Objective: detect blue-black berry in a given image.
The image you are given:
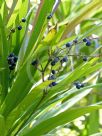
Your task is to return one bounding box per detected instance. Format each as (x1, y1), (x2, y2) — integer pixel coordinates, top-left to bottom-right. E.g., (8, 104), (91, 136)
(73, 39), (78, 43)
(62, 56), (68, 62)
(52, 82), (57, 86)
(47, 14), (52, 19)
(83, 38), (87, 42)
(66, 42), (71, 47)
(49, 82), (57, 87)
(54, 57), (59, 63)
(51, 61), (55, 66)
(86, 40), (91, 46)
(7, 53), (18, 70)
(7, 58), (15, 65)
(83, 56), (87, 61)
(22, 18), (26, 22)
(48, 75), (55, 80)
(52, 70), (56, 74)
(17, 25), (22, 30)
(9, 53), (14, 57)
(9, 65), (15, 70)
(14, 56), (18, 62)
(75, 83), (81, 89)
(75, 82), (85, 89)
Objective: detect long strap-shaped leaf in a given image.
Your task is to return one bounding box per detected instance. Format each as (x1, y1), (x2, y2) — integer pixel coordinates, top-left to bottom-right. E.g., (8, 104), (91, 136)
(0, 14), (9, 103)
(6, 0), (18, 22)
(24, 0), (55, 59)
(60, 0), (102, 39)
(19, 104), (102, 136)
(41, 61), (102, 104)
(0, 114), (5, 136)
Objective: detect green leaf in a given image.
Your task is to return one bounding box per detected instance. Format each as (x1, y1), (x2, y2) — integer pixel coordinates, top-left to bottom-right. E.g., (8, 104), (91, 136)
(90, 132), (102, 136)
(17, 83), (102, 136)
(6, 0), (18, 22)
(60, 0), (102, 39)
(0, 14), (9, 103)
(88, 92), (99, 135)
(41, 59), (101, 102)
(0, 62), (35, 117)
(18, 104), (102, 136)
(24, 0), (55, 60)
(0, 114), (5, 136)
(0, 1), (8, 23)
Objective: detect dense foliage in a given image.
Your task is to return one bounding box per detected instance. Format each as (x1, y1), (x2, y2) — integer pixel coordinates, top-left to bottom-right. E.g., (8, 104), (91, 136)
(0, 0), (102, 135)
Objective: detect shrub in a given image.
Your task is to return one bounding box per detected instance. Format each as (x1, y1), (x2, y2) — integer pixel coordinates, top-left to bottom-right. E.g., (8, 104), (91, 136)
(0, 0), (102, 136)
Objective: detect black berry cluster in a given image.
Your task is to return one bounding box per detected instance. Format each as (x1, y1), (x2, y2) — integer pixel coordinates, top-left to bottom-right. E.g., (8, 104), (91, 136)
(31, 36), (99, 90)
(51, 57), (59, 66)
(48, 70), (57, 87)
(60, 56), (68, 63)
(83, 38), (91, 46)
(7, 53), (18, 70)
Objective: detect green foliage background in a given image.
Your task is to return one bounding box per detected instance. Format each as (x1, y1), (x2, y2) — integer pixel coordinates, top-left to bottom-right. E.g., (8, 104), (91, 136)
(0, 0), (102, 135)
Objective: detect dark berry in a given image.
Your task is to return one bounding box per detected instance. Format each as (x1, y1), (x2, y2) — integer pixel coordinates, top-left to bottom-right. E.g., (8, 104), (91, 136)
(22, 18), (26, 22)
(54, 57), (59, 63)
(83, 56), (87, 61)
(66, 42), (71, 47)
(74, 81), (84, 89)
(17, 25), (22, 30)
(9, 65), (15, 70)
(47, 14), (52, 19)
(9, 53), (15, 57)
(31, 60), (38, 66)
(12, 63), (16, 67)
(10, 28), (15, 33)
(86, 40), (91, 46)
(62, 56), (68, 62)
(83, 38), (87, 42)
(51, 75), (55, 80)
(75, 83), (81, 89)
(51, 61), (55, 66)
(52, 82), (57, 86)
(7, 57), (11, 62)
(14, 56), (18, 62)
(7, 58), (15, 65)
(51, 70), (56, 74)
(73, 39), (78, 43)
(48, 75), (55, 80)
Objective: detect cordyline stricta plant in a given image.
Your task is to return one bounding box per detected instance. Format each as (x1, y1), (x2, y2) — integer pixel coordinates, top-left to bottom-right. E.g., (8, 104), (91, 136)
(0, 0), (102, 136)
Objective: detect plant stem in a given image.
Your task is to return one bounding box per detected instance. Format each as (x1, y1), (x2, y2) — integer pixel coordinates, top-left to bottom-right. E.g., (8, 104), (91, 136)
(42, 71), (45, 82)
